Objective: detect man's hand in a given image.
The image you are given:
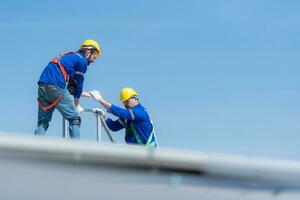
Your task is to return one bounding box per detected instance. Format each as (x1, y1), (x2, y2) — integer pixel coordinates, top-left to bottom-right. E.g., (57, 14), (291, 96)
(89, 90), (112, 111)
(93, 108), (107, 120)
(81, 91), (92, 97)
(93, 108), (105, 116)
(89, 90), (103, 101)
(76, 105), (84, 113)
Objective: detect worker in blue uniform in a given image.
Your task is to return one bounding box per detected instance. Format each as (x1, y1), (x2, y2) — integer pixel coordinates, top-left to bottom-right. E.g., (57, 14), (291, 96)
(89, 88), (158, 147)
(35, 39), (102, 138)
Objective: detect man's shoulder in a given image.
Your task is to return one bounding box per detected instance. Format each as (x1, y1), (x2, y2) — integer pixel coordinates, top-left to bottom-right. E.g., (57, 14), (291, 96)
(63, 52), (87, 65)
(133, 103), (146, 110)
(133, 104), (149, 116)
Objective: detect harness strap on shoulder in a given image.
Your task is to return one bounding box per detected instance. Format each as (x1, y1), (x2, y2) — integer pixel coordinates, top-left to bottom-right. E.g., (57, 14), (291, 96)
(50, 52), (74, 83)
(38, 52), (74, 112)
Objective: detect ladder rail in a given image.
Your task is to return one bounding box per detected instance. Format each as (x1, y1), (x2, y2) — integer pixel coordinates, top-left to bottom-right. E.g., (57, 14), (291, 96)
(62, 108), (115, 143)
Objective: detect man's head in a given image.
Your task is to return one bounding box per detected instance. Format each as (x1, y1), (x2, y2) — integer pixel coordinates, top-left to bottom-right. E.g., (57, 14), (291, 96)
(120, 87), (139, 109)
(79, 39), (102, 64)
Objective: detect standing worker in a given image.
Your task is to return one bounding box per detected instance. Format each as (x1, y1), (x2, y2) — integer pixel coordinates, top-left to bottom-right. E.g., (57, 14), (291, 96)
(89, 88), (158, 147)
(35, 39), (102, 138)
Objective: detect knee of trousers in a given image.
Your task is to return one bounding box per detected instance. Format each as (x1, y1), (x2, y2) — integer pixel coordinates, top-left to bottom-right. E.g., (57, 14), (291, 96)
(37, 121), (49, 131)
(69, 116), (81, 126)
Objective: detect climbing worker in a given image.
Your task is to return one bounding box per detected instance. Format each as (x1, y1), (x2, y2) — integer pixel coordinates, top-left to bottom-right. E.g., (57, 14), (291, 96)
(35, 39), (102, 138)
(89, 88), (158, 147)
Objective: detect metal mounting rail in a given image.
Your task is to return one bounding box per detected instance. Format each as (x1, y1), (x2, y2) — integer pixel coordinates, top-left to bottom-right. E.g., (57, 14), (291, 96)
(62, 108), (115, 143)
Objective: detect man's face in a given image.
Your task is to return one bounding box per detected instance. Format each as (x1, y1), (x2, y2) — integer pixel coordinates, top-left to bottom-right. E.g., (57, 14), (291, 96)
(85, 49), (99, 64)
(123, 97), (137, 109)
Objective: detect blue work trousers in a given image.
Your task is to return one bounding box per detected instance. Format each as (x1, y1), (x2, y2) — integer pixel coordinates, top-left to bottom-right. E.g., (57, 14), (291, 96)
(34, 84), (80, 138)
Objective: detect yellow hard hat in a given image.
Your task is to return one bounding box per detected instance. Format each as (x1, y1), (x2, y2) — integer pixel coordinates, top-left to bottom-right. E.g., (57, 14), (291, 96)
(120, 87), (139, 102)
(80, 39), (102, 57)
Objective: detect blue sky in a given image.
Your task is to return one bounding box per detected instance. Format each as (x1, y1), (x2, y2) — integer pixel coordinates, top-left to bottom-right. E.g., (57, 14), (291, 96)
(0, 0), (299, 160)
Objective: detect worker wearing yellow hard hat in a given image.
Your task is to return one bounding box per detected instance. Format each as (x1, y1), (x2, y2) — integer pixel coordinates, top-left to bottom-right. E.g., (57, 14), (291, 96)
(35, 39), (102, 138)
(89, 88), (158, 147)
(119, 87), (139, 102)
(80, 39), (102, 57)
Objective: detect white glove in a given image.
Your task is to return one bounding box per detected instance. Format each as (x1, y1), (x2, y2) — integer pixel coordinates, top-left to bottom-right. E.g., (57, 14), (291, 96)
(76, 105), (84, 113)
(81, 91), (91, 98)
(93, 108), (107, 120)
(93, 108), (105, 116)
(89, 90), (103, 101)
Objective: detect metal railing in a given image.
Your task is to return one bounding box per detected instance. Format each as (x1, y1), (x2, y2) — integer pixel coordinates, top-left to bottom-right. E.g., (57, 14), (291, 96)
(62, 108), (115, 143)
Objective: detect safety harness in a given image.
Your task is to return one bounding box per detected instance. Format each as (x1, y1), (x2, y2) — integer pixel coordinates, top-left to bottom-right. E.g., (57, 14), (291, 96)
(37, 52), (74, 111)
(125, 121), (157, 147)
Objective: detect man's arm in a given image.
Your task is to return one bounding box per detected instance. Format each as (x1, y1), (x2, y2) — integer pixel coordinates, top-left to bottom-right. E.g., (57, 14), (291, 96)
(74, 98), (80, 107)
(89, 91), (112, 110)
(89, 90), (143, 120)
(73, 55), (88, 99)
(81, 91), (91, 97)
(97, 98), (112, 110)
(74, 98), (84, 113)
(106, 118), (125, 132)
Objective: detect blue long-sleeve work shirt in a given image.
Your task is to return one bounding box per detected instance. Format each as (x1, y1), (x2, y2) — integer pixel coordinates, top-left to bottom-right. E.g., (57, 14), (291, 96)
(38, 52), (88, 98)
(106, 103), (157, 145)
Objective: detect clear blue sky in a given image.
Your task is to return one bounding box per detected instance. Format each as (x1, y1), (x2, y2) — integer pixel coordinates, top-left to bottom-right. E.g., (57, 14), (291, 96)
(0, 0), (299, 160)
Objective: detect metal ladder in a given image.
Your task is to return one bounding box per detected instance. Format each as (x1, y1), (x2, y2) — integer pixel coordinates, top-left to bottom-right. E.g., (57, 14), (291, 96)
(62, 108), (115, 143)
